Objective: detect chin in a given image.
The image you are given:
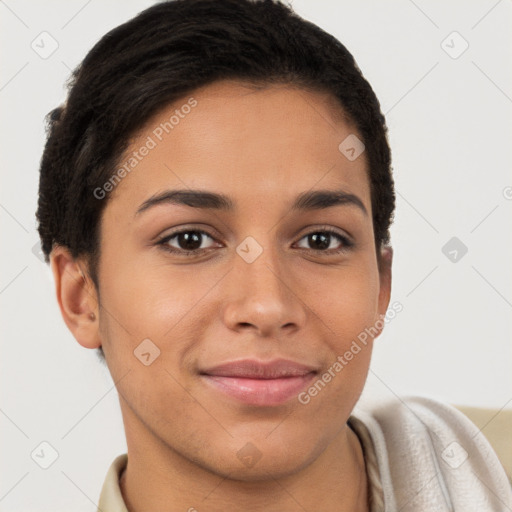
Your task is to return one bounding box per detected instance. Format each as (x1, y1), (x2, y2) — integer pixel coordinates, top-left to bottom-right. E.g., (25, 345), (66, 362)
(193, 433), (322, 482)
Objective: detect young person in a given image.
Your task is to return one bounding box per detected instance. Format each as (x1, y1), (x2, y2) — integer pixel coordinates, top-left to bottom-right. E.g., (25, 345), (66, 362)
(36, 0), (512, 510)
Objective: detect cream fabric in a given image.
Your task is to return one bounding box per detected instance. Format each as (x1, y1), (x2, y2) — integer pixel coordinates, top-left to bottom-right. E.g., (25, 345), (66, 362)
(453, 404), (512, 484)
(350, 395), (512, 511)
(98, 454), (128, 512)
(97, 396), (512, 511)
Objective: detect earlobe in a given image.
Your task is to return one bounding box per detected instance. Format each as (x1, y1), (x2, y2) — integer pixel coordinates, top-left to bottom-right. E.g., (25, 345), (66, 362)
(50, 246), (102, 349)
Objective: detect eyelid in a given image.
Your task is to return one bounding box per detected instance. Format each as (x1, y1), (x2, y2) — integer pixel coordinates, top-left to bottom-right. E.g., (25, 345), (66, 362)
(157, 227), (220, 251)
(158, 224), (352, 243)
(295, 224), (353, 242)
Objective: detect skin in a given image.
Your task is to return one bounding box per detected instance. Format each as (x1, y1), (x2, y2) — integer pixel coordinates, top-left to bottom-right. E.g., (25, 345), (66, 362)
(51, 80), (392, 511)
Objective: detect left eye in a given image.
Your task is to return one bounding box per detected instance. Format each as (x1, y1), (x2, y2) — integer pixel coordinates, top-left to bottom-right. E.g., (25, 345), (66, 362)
(295, 230), (350, 252)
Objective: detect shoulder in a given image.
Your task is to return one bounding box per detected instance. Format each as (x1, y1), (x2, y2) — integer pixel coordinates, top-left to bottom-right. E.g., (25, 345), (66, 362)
(349, 395), (512, 512)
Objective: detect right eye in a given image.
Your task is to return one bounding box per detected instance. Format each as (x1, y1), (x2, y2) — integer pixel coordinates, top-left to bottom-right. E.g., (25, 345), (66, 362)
(157, 229), (222, 256)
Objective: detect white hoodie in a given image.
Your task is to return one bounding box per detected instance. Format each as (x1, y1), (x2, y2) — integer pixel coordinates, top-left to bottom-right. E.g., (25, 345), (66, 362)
(348, 395), (512, 511)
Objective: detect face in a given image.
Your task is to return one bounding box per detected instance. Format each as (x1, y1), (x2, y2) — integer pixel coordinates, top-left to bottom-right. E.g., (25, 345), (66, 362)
(55, 80), (392, 480)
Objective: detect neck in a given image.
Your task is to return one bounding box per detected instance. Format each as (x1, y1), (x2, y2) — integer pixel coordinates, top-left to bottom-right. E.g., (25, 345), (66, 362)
(118, 403), (369, 512)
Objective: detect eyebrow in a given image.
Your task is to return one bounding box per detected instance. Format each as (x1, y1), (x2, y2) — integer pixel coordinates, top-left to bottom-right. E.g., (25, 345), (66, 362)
(135, 188), (368, 217)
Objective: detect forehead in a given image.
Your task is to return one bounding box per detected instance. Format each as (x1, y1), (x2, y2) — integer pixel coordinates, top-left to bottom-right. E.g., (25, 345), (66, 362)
(107, 80), (370, 215)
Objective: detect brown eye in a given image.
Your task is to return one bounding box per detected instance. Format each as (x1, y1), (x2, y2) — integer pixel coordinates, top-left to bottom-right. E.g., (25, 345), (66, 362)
(296, 229), (353, 254)
(158, 230), (219, 255)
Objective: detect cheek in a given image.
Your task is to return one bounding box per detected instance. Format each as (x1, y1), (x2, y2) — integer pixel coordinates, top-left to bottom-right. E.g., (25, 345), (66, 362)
(310, 264), (380, 350)
(298, 271), (378, 417)
(100, 256), (199, 335)
(97, 254), (222, 379)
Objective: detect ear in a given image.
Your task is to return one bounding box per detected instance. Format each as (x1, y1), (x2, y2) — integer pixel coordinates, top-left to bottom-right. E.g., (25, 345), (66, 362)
(50, 245), (102, 349)
(374, 245), (393, 337)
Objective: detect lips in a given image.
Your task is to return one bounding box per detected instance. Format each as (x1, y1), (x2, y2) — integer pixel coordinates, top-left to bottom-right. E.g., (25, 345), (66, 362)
(200, 359), (318, 406)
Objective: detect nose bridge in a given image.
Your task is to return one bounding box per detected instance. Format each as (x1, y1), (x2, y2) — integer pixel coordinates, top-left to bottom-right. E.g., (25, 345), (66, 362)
(222, 232), (305, 336)
(238, 236), (285, 298)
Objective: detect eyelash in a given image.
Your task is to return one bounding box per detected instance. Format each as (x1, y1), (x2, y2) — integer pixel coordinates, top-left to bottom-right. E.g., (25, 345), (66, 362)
(156, 227), (354, 257)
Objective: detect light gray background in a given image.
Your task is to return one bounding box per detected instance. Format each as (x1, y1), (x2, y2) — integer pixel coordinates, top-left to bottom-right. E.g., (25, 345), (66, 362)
(1, 0), (511, 510)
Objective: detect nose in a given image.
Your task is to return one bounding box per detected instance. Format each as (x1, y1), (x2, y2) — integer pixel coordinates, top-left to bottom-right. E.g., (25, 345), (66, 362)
(221, 239), (307, 338)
